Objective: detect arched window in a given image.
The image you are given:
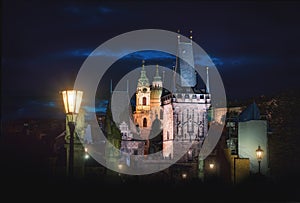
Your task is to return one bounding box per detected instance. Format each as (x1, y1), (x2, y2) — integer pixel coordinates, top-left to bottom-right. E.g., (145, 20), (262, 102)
(143, 97), (147, 105)
(143, 118), (147, 127)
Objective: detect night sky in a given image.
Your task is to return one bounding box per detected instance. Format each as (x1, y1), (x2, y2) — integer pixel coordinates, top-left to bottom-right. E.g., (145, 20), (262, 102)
(2, 0), (300, 120)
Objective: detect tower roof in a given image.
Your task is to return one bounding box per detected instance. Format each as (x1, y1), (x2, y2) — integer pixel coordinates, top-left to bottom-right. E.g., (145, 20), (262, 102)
(137, 60), (150, 87)
(174, 33), (196, 89)
(239, 102), (261, 122)
(153, 64), (162, 82)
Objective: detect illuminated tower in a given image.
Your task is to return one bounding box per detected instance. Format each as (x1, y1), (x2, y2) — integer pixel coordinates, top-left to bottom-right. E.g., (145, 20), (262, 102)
(134, 61), (151, 141)
(162, 30), (211, 161)
(150, 65), (163, 121)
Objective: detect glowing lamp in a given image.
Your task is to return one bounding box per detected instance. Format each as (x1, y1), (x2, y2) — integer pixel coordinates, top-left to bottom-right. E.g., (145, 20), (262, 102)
(256, 145), (264, 174)
(61, 89), (83, 177)
(256, 145), (264, 161)
(62, 90), (83, 115)
(118, 164), (123, 170)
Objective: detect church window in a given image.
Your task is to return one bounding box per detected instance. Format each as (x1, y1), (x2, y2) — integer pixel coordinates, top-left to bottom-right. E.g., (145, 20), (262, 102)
(143, 97), (147, 105)
(143, 118), (147, 127)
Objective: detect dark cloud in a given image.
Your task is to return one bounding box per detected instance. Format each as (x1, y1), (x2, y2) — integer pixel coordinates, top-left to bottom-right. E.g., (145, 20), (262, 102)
(2, 0), (300, 120)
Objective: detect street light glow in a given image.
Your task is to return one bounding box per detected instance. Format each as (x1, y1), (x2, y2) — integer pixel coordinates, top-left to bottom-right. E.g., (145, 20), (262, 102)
(256, 145), (264, 161)
(61, 89), (83, 177)
(118, 164), (123, 170)
(62, 90), (83, 114)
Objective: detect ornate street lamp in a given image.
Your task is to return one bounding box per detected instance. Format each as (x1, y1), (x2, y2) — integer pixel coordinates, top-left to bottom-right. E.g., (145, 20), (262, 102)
(256, 145), (264, 174)
(62, 90), (83, 177)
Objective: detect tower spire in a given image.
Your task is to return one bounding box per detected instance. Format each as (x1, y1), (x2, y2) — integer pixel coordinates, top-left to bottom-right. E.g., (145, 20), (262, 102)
(110, 79), (113, 94)
(138, 60), (149, 87)
(189, 30), (193, 43)
(155, 64), (159, 77)
(177, 29), (180, 43)
(142, 60), (145, 71)
(206, 66), (210, 94)
(153, 64), (162, 88)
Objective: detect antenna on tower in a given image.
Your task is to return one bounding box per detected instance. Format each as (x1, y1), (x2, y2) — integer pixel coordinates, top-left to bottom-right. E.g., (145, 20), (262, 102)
(110, 79), (113, 94)
(189, 30), (193, 42)
(206, 67), (210, 94)
(126, 79), (129, 93)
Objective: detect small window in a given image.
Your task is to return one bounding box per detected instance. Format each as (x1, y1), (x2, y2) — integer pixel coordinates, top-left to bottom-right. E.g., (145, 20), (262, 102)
(143, 118), (147, 127)
(143, 97), (147, 105)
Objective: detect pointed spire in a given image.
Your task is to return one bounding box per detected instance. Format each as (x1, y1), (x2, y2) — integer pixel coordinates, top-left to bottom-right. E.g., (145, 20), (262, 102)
(153, 64), (162, 87)
(155, 64), (159, 77)
(142, 60), (145, 71)
(189, 30), (193, 42)
(206, 67), (210, 93)
(110, 79), (113, 94)
(126, 79), (129, 93)
(138, 60), (149, 87)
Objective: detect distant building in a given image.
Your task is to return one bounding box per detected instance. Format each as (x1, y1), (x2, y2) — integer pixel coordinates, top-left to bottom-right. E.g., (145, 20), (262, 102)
(238, 102), (270, 175)
(113, 32), (212, 179)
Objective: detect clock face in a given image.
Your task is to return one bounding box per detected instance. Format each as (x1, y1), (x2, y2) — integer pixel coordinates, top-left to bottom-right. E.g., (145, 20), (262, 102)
(143, 88), (147, 92)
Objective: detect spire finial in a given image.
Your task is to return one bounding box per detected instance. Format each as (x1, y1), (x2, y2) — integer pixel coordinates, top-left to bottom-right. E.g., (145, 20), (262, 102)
(190, 30), (193, 41)
(206, 66), (210, 94)
(177, 29), (180, 41)
(156, 64), (159, 76)
(142, 60), (145, 70)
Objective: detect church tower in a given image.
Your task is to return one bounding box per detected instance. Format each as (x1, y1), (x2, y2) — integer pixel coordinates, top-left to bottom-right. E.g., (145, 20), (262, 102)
(134, 61), (151, 141)
(136, 60), (151, 113)
(150, 65), (163, 121)
(161, 30), (211, 160)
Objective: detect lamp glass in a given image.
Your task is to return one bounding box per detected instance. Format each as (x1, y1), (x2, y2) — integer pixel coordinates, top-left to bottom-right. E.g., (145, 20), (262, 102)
(256, 145), (263, 161)
(62, 90), (83, 114)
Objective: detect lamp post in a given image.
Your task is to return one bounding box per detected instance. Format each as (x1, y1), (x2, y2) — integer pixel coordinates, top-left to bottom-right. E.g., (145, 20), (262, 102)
(256, 145), (263, 175)
(62, 90), (83, 177)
